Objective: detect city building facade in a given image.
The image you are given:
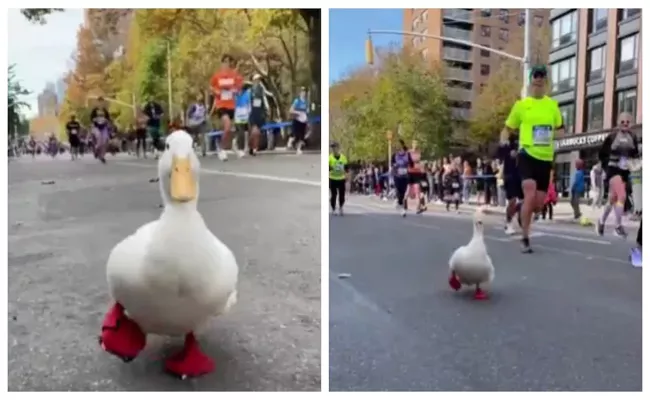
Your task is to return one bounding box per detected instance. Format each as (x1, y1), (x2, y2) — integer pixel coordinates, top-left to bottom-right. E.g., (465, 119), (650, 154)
(549, 8), (642, 191)
(403, 8), (550, 120)
(37, 83), (58, 118)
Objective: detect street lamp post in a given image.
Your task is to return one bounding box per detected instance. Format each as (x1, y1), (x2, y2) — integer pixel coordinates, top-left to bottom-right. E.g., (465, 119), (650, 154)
(365, 9), (532, 99)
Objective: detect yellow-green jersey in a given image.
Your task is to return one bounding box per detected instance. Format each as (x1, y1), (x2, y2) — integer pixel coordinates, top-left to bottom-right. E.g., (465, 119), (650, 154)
(505, 96), (563, 162)
(329, 153), (348, 180)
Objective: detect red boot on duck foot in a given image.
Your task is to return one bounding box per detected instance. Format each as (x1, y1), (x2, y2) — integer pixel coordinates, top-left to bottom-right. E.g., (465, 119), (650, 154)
(474, 287), (488, 300)
(165, 333), (215, 379)
(99, 302), (147, 362)
(448, 273), (461, 291)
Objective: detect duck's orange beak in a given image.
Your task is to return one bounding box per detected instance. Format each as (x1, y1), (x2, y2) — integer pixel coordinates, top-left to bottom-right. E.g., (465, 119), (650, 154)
(170, 156), (196, 202)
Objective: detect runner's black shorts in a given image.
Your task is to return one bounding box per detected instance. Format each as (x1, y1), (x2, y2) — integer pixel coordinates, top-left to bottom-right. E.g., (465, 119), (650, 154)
(249, 108), (266, 129)
(517, 150), (552, 191)
(69, 134), (80, 148)
(408, 172), (426, 185)
(504, 175), (523, 200)
(292, 120), (307, 142)
(605, 166), (630, 183)
(217, 108), (235, 120)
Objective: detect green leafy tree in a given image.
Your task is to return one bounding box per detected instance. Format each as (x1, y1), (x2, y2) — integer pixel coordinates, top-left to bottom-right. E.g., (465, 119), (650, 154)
(21, 8), (63, 24)
(8, 65), (31, 138)
(330, 48), (451, 161)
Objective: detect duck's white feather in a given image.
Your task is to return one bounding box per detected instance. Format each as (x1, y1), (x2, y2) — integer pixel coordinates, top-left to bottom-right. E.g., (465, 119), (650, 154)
(106, 130), (238, 336)
(448, 219), (495, 286)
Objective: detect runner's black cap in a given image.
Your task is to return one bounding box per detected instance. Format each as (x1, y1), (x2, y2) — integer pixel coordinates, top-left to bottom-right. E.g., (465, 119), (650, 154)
(330, 141), (339, 148)
(529, 65), (548, 79)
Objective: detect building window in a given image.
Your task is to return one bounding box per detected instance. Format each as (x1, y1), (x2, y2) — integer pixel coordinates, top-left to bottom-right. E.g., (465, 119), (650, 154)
(499, 9), (509, 23)
(591, 9), (608, 33)
(551, 10), (577, 49)
(518, 11), (525, 26)
(588, 45), (606, 81)
(559, 103), (575, 134)
(617, 89), (637, 121)
(480, 64), (490, 76)
(586, 96), (604, 131)
(480, 83), (486, 93)
(481, 25), (491, 37)
(481, 9), (491, 18)
(618, 34), (639, 73)
(534, 15), (544, 27)
(480, 49), (490, 58)
(499, 28), (509, 42)
(550, 57), (576, 92)
(620, 9), (641, 21)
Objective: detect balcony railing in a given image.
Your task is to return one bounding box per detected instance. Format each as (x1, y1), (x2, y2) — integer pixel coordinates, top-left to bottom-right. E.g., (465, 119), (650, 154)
(442, 26), (472, 41)
(442, 46), (472, 62)
(444, 67), (472, 81)
(442, 9), (472, 23)
(450, 107), (471, 120)
(447, 87), (474, 102)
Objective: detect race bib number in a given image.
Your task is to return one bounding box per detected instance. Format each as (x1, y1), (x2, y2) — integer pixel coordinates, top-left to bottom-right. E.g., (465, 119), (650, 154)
(70, 129), (77, 134)
(234, 106), (250, 123)
(619, 157), (628, 169)
(397, 167), (407, 176)
(452, 182), (460, 189)
(420, 181), (428, 188)
(532, 125), (552, 145)
(334, 163), (345, 172)
(221, 90), (233, 101)
(253, 98), (263, 108)
(296, 112), (308, 123)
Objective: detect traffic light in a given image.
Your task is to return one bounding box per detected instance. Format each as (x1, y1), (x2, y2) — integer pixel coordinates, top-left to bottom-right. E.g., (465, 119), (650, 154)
(365, 36), (374, 65)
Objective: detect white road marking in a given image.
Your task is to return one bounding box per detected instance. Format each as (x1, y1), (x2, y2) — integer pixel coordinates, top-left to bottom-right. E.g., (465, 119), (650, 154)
(536, 231), (611, 245)
(116, 161), (320, 187)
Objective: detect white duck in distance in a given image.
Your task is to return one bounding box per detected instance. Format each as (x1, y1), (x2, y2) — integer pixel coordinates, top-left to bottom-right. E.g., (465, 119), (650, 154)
(99, 130), (239, 379)
(448, 210), (495, 300)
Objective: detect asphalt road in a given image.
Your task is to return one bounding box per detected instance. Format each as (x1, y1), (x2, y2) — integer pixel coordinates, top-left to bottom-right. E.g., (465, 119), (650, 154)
(329, 196), (642, 392)
(8, 152), (321, 391)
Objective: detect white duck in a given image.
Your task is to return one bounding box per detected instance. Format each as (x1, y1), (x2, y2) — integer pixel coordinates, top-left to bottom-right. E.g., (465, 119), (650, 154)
(99, 130), (239, 378)
(448, 210), (494, 300)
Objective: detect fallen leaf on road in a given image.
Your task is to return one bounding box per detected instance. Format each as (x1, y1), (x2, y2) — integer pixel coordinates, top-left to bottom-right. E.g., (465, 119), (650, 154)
(41, 180), (55, 185)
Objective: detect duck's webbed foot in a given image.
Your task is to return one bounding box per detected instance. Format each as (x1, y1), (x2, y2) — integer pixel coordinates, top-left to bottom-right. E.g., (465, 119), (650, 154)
(165, 332), (215, 379)
(474, 285), (489, 300)
(448, 272), (461, 291)
(99, 302), (147, 362)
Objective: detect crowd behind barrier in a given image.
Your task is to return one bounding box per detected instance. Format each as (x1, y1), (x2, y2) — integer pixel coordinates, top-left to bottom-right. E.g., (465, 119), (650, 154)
(350, 169), (642, 213)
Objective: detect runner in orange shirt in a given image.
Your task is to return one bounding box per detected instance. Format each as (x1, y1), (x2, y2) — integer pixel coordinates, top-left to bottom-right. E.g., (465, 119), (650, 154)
(210, 54), (243, 161)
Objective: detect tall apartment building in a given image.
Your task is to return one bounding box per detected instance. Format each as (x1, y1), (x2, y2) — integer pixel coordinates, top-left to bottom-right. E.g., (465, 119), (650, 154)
(403, 8), (550, 120)
(549, 8), (642, 189)
(37, 83), (58, 117)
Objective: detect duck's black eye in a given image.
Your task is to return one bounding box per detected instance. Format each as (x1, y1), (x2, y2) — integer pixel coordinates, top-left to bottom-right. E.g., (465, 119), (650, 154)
(166, 143), (170, 150)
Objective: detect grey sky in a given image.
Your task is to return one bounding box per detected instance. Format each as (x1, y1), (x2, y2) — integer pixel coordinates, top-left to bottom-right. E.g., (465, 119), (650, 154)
(8, 8), (83, 118)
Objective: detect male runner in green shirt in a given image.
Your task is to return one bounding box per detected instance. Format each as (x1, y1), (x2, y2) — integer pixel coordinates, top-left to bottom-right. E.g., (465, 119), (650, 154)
(500, 65), (565, 253)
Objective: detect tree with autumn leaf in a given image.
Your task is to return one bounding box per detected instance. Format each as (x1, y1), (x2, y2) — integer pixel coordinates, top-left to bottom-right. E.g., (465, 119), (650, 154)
(469, 24), (551, 149)
(330, 47), (452, 161)
(59, 24), (114, 129)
